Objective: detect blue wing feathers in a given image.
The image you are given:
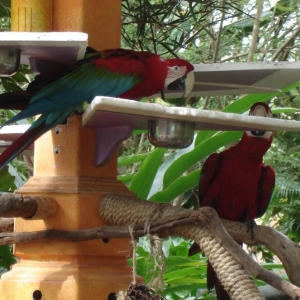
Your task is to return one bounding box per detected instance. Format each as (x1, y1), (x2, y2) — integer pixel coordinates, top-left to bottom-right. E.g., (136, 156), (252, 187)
(0, 50), (147, 169)
(3, 66), (137, 126)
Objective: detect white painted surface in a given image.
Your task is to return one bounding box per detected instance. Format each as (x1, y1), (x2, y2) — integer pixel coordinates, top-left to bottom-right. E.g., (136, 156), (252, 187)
(83, 97), (300, 132)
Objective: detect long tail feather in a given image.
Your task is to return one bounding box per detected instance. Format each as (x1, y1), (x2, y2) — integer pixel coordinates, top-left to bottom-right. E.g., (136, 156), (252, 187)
(0, 120), (47, 169)
(0, 108), (74, 169)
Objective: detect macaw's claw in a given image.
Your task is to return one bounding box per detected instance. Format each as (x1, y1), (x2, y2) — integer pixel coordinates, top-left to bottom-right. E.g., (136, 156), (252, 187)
(246, 220), (256, 239)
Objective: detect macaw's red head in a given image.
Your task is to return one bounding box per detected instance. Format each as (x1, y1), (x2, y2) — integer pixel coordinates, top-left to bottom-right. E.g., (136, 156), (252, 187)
(239, 102), (274, 156)
(164, 58), (195, 97)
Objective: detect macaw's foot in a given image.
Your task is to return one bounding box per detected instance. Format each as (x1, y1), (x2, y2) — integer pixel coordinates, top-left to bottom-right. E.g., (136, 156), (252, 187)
(246, 220), (256, 239)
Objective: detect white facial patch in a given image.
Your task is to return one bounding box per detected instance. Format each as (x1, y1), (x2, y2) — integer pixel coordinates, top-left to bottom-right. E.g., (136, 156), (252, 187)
(185, 71), (195, 95)
(164, 66), (187, 87)
(251, 105), (272, 118)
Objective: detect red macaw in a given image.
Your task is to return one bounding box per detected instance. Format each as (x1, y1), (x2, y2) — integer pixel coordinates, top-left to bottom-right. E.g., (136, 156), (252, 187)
(189, 102), (275, 300)
(0, 48), (194, 169)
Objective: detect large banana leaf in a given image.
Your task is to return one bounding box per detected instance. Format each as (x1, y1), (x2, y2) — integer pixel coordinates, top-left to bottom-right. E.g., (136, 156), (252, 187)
(129, 147), (166, 199)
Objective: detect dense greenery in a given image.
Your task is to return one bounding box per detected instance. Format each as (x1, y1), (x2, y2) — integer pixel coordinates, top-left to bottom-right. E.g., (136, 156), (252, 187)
(120, 1), (300, 298)
(120, 0), (300, 237)
(0, 0), (299, 298)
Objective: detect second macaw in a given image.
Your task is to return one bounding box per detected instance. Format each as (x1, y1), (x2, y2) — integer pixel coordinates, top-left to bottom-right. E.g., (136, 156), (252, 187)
(189, 102), (275, 300)
(0, 48), (194, 169)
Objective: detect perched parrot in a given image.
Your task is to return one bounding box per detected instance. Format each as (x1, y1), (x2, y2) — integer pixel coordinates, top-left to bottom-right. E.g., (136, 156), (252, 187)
(0, 48), (194, 169)
(189, 102), (275, 300)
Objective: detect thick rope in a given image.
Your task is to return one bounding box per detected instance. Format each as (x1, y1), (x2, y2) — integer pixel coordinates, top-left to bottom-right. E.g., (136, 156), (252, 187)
(100, 194), (264, 300)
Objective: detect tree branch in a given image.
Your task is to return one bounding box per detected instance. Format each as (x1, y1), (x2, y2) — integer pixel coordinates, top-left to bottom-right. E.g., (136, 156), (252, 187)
(0, 193), (57, 220)
(271, 23), (300, 61)
(0, 217), (13, 232)
(223, 219), (300, 285)
(247, 0), (264, 62)
(0, 193), (37, 218)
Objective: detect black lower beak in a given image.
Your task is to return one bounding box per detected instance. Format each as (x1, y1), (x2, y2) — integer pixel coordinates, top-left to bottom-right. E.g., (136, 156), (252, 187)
(167, 75), (187, 90)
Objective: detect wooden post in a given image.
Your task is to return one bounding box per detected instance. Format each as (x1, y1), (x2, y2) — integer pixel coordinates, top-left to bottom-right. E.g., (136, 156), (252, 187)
(11, 0), (53, 32)
(53, 0), (122, 51)
(1, 1), (135, 299)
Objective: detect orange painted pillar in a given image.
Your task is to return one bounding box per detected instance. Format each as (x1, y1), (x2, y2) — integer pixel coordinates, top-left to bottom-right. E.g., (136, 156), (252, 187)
(53, 0), (122, 50)
(0, 1), (135, 299)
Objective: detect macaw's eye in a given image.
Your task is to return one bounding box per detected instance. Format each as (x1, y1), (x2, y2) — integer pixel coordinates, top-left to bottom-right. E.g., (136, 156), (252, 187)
(246, 130), (273, 139)
(251, 130), (265, 137)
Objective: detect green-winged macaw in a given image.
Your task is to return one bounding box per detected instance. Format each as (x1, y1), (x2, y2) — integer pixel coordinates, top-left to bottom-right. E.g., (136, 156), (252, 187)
(0, 48), (194, 169)
(189, 102), (275, 300)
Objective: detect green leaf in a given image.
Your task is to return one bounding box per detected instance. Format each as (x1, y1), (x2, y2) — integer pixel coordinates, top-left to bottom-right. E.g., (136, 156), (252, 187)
(271, 107), (300, 114)
(168, 239), (191, 257)
(0, 3), (10, 18)
(166, 256), (206, 270)
(222, 82), (300, 115)
(1, 78), (22, 92)
(0, 166), (15, 191)
(128, 256), (153, 279)
(12, 71), (30, 84)
(118, 153), (148, 167)
(7, 164), (25, 189)
(165, 277), (206, 284)
(129, 148), (166, 199)
(260, 263), (284, 270)
(147, 150), (179, 198)
(165, 266), (204, 280)
(0, 245), (16, 270)
(222, 94), (274, 114)
(163, 283), (209, 295)
(0, 165), (9, 179)
(117, 173), (134, 184)
(149, 169), (200, 202)
(132, 129), (147, 135)
(276, 2), (297, 13)
(0, 175), (15, 191)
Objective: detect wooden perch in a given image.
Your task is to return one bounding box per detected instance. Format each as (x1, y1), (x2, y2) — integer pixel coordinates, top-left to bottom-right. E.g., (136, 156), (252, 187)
(0, 207), (299, 299)
(0, 217), (13, 232)
(0, 193), (57, 220)
(0, 193), (37, 218)
(223, 219), (300, 286)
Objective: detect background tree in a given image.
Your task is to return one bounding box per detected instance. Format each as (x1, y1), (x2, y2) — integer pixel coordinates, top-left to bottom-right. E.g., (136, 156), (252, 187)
(0, 0), (299, 298)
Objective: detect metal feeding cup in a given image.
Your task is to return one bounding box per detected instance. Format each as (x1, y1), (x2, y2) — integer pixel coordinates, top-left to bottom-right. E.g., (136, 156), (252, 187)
(148, 119), (195, 149)
(0, 48), (21, 76)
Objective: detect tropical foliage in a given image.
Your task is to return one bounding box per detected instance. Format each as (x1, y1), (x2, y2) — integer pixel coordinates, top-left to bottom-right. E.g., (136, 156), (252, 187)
(0, 0), (299, 298)
(119, 0), (300, 298)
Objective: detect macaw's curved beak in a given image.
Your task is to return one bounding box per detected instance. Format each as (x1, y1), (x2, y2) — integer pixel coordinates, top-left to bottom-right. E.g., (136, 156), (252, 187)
(166, 71), (195, 96)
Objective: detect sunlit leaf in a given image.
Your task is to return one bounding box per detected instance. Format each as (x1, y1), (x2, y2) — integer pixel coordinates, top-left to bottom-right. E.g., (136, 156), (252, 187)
(129, 148), (166, 199)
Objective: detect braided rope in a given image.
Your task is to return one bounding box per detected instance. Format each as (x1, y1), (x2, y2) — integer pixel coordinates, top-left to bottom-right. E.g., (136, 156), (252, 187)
(100, 194), (264, 300)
